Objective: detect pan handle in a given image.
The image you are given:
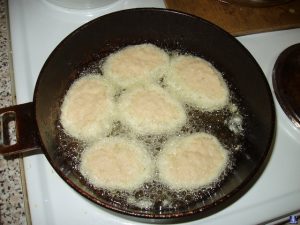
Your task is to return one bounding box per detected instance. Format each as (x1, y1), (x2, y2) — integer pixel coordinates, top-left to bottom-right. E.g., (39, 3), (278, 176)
(0, 102), (40, 155)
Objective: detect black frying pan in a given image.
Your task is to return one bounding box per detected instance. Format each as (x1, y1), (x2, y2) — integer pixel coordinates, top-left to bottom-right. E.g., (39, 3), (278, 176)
(0, 8), (275, 223)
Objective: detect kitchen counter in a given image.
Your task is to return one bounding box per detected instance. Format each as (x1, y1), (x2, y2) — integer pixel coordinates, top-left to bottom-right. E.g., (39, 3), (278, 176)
(0, 0), (28, 224)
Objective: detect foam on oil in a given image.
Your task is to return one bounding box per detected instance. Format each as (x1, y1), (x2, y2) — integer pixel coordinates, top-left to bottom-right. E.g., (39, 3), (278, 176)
(56, 48), (246, 213)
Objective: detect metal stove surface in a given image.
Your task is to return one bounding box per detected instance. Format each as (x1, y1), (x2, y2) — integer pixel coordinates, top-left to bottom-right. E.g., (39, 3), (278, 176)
(8, 0), (300, 224)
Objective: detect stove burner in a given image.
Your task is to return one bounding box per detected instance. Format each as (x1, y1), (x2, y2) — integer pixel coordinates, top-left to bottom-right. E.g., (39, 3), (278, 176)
(45, 0), (119, 10)
(273, 43), (300, 128)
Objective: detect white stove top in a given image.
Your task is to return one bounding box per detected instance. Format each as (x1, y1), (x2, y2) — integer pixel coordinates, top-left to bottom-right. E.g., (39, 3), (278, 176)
(8, 0), (300, 224)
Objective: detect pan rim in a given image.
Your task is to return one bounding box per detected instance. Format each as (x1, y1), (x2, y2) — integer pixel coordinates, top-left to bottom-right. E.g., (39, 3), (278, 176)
(33, 7), (276, 222)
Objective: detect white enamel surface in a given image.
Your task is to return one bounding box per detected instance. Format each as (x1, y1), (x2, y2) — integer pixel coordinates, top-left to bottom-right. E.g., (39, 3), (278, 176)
(8, 0), (300, 224)
(45, 0), (119, 10)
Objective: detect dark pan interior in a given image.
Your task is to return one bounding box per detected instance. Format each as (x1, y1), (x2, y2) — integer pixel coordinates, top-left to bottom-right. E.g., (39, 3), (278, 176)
(33, 8), (275, 222)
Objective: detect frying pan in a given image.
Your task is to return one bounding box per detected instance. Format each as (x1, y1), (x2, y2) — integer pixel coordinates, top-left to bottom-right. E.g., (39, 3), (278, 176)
(0, 8), (275, 223)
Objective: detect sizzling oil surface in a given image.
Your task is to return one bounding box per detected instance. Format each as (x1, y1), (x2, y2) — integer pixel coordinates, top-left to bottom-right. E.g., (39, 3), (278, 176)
(56, 52), (247, 214)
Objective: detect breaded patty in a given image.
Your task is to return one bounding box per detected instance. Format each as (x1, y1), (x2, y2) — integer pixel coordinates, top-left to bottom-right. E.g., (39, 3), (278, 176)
(60, 75), (115, 142)
(102, 43), (169, 88)
(80, 137), (153, 190)
(165, 54), (229, 111)
(117, 84), (187, 135)
(157, 132), (228, 189)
